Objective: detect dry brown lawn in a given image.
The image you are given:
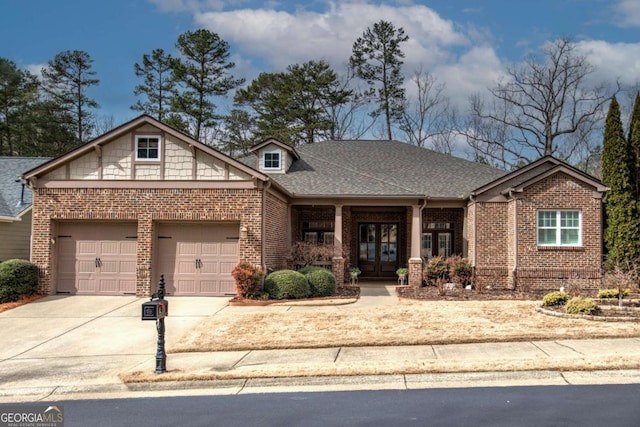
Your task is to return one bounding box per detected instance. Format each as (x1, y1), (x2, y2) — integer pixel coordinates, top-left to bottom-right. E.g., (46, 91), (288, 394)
(171, 300), (640, 353)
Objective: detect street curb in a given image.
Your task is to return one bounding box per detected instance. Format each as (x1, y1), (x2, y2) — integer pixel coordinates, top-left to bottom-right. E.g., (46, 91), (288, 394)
(4, 369), (640, 400)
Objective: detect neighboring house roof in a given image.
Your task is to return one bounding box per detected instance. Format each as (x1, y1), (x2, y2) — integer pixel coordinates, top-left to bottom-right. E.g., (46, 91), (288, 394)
(21, 115), (269, 183)
(249, 140), (506, 199)
(471, 155), (608, 198)
(0, 157), (51, 220)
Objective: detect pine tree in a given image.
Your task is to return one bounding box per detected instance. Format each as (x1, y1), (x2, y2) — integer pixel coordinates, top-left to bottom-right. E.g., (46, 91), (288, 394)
(350, 20), (408, 140)
(41, 50), (99, 143)
(602, 95), (640, 267)
(171, 29), (244, 142)
(131, 48), (176, 121)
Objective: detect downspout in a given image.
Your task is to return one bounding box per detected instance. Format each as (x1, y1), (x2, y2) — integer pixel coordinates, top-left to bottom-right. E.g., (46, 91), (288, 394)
(509, 190), (518, 290)
(469, 194), (477, 268)
(261, 179), (272, 289)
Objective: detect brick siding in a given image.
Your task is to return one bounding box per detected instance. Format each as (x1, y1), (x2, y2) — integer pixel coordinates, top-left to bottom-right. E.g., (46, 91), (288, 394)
(473, 172), (603, 291)
(31, 187), (263, 296)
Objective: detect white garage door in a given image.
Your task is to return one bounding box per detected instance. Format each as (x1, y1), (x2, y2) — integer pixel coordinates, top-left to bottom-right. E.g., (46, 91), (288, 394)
(57, 222), (137, 295)
(156, 223), (239, 296)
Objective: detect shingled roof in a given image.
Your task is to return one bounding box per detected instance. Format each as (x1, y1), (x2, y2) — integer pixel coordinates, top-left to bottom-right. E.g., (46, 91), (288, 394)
(259, 140), (506, 199)
(0, 157), (50, 219)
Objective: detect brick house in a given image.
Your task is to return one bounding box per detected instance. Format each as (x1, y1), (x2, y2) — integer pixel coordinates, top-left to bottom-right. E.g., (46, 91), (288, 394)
(21, 115), (608, 296)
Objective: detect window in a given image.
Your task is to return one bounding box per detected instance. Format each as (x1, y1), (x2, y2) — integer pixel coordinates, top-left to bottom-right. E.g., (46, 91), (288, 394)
(537, 210), (581, 246)
(263, 151), (280, 170)
(135, 135), (160, 161)
(302, 221), (334, 245)
(421, 222), (453, 259)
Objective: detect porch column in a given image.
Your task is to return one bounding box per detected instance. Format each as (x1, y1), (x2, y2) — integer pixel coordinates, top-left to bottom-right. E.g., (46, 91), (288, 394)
(332, 204), (345, 285)
(409, 204), (423, 287)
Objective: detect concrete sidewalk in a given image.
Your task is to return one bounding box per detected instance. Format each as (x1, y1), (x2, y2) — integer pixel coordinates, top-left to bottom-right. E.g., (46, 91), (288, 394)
(1, 286), (640, 402)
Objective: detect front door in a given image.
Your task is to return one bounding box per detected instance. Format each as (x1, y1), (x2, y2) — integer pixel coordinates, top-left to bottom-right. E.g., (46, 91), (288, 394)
(358, 223), (398, 278)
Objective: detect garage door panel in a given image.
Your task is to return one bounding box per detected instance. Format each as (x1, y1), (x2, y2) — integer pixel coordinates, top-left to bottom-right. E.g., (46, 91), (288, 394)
(178, 242), (198, 255)
(176, 280), (197, 295)
(78, 260), (97, 274)
(201, 243), (219, 256)
(220, 261), (236, 275)
(77, 278), (97, 294)
(56, 222), (137, 295)
(220, 242), (238, 256)
(157, 223), (239, 296)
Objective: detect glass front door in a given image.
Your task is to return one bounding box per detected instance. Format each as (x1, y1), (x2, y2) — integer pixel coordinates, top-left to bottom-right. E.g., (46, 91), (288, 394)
(358, 223), (398, 277)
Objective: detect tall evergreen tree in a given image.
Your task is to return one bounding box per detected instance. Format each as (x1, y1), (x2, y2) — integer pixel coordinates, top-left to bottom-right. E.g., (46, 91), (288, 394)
(602, 95), (640, 267)
(41, 50), (99, 143)
(171, 29), (244, 142)
(0, 58), (38, 155)
(131, 48), (176, 121)
(235, 60), (352, 146)
(349, 20), (408, 140)
(628, 92), (640, 199)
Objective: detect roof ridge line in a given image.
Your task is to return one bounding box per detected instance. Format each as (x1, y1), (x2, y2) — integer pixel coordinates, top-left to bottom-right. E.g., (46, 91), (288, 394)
(302, 151), (419, 194)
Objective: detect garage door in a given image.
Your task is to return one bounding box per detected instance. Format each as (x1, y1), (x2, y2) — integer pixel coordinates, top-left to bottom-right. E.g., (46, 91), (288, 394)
(156, 223), (239, 296)
(57, 222), (137, 295)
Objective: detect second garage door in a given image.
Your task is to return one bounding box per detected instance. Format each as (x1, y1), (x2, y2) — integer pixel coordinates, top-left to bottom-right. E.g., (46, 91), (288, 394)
(156, 223), (240, 296)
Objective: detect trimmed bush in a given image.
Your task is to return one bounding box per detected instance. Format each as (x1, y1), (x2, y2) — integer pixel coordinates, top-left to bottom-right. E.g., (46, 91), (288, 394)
(597, 288), (630, 299)
(305, 269), (337, 297)
(565, 297), (597, 315)
(298, 265), (326, 276)
(231, 262), (264, 299)
(264, 270), (310, 300)
(0, 259), (39, 303)
(542, 291), (569, 307)
(424, 256), (450, 285)
(448, 256), (473, 287)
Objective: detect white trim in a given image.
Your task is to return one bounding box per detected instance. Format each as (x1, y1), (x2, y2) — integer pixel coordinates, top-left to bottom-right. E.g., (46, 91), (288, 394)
(262, 150), (281, 171)
(537, 209), (582, 247)
(135, 134), (161, 161)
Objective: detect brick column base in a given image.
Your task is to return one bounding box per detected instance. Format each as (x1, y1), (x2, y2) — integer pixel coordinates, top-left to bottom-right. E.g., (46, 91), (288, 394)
(332, 256), (345, 286)
(408, 257), (423, 287)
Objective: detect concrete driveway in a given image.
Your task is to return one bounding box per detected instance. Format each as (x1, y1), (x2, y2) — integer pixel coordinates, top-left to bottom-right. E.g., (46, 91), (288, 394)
(0, 295), (228, 396)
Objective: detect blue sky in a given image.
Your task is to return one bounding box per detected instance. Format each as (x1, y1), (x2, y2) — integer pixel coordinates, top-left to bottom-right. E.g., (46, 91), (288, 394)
(1, 0), (640, 128)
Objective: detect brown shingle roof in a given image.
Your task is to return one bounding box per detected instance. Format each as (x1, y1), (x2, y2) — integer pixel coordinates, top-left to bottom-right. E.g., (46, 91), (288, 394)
(263, 140), (506, 199)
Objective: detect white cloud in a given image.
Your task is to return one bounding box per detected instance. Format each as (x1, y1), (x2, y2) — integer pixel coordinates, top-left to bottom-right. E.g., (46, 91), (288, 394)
(25, 63), (47, 80)
(432, 46), (505, 110)
(193, 1), (470, 73)
(575, 40), (640, 87)
(614, 0), (640, 27)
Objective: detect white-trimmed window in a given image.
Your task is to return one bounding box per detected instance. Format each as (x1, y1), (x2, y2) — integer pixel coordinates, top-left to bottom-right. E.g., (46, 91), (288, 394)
(135, 135), (161, 161)
(537, 210), (581, 246)
(263, 151), (281, 170)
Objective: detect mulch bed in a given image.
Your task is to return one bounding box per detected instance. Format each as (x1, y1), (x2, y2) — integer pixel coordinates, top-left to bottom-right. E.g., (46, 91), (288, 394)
(229, 285), (360, 306)
(0, 294), (46, 314)
(396, 285), (544, 301)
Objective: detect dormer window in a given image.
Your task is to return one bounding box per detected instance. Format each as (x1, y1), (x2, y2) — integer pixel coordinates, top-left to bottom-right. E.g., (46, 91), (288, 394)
(264, 151), (280, 170)
(135, 135), (161, 161)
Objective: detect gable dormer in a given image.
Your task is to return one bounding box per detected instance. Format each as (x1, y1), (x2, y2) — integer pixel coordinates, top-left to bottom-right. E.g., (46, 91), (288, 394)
(249, 139), (299, 174)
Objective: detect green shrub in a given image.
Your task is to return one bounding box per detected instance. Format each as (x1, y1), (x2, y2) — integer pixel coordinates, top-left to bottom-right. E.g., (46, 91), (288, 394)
(565, 297), (597, 315)
(597, 288), (630, 299)
(264, 270), (310, 300)
(298, 265), (326, 276)
(305, 269), (336, 297)
(542, 291), (569, 306)
(0, 259), (39, 303)
(231, 262), (264, 299)
(424, 256), (450, 284)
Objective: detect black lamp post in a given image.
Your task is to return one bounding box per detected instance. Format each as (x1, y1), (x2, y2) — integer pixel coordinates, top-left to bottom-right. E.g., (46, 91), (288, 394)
(154, 275), (167, 374)
(142, 275), (168, 374)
